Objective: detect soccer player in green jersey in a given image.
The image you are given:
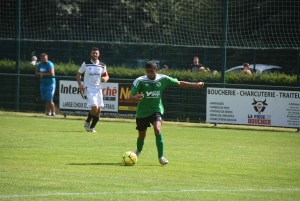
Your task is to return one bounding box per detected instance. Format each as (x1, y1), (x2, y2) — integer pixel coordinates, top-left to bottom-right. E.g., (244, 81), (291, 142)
(129, 61), (204, 165)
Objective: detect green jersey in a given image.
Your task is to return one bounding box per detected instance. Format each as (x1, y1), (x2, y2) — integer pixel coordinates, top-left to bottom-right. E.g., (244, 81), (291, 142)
(130, 74), (179, 118)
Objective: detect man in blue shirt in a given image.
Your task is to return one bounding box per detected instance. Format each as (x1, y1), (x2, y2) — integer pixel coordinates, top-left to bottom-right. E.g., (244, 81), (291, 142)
(35, 53), (56, 116)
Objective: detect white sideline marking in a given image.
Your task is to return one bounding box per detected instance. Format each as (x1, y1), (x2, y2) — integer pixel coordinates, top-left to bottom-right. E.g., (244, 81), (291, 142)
(0, 188), (299, 199)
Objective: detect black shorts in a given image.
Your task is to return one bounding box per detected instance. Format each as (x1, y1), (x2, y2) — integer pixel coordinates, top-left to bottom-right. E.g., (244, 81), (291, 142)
(136, 112), (162, 131)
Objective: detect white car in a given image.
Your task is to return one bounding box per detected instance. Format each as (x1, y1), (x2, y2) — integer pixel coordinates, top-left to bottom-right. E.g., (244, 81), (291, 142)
(226, 64), (282, 74)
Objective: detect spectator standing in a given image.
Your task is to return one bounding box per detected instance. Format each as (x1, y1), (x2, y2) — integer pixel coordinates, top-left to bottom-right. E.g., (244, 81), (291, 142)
(199, 66), (205, 73)
(76, 47), (109, 133)
(240, 63), (252, 75)
(159, 65), (169, 72)
(129, 61), (204, 165)
(30, 56), (38, 65)
(35, 53), (56, 116)
(213, 70), (219, 75)
(188, 56), (203, 72)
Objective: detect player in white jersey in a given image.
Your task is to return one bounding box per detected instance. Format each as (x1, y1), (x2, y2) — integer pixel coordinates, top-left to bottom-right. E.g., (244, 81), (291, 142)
(76, 47), (109, 132)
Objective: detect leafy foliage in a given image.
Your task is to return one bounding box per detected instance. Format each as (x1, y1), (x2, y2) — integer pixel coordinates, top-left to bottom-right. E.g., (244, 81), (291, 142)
(0, 59), (297, 86)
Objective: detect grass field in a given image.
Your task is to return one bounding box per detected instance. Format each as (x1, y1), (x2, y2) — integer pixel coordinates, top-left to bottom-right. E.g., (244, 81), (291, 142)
(0, 111), (299, 201)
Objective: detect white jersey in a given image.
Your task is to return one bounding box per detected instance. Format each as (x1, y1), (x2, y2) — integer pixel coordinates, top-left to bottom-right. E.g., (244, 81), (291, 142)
(78, 60), (107, 89)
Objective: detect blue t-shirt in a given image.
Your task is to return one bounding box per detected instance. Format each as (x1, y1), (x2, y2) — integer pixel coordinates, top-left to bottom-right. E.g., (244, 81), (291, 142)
(36, 61), (56, 85)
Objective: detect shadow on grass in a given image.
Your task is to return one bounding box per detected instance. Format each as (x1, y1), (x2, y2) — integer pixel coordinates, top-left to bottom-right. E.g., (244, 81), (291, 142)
(187, 124), (298, 133)
(45, 130), (84, 133)
(67, 162), (162, 167)
(67, 162), (123, 166)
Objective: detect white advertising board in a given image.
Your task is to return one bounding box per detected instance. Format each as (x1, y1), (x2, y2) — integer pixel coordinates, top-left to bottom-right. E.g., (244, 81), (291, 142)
(59, 80), (118, 112)
(206, 87), (300, 128)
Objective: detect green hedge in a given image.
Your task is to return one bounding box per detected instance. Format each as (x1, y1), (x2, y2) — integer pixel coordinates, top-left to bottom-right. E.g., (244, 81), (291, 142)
(0, 59), (297, 86)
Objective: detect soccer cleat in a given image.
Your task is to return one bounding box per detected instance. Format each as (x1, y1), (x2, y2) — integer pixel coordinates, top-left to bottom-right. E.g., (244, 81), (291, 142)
(51, 113), (55, 117)
(134, 150), (142, 157)
(84, 122), (90, 132)
(159, 157), (169, 165)
(89, 128), (96, 133)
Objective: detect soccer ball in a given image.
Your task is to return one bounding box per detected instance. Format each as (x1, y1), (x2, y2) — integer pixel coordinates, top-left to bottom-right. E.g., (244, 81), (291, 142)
(122, 151), (137, 166)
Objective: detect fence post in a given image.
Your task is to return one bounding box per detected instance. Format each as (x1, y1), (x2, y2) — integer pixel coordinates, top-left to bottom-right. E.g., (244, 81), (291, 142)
(15, 0), (21, 112)
(253, 48), (257, 72)
(221, 0), (228, 84)
(297, 50), (300, 87)
(297, 50), (300, 132)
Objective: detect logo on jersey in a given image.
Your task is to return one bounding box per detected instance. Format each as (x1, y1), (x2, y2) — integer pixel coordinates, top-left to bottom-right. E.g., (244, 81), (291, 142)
(89, 73), (100, 75)
(146, 91), (160, 98)
(156, 82), (161, 87)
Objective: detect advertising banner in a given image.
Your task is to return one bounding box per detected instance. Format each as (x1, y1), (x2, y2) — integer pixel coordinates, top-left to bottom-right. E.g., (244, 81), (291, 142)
(100, 83), (139, 118)
(206, 87), (300, 128)
(59, 80), (118, 115)
(59, 81), (138, 118)
(118, 83), (139, 113)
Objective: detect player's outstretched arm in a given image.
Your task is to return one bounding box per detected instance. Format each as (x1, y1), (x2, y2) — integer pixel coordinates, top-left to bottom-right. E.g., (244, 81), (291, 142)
(129, 93), (144, 101)
(177, 81), (204, 88)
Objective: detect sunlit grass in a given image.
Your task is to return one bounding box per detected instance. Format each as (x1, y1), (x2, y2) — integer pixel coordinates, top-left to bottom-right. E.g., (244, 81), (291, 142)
(0, 112), (299, 201)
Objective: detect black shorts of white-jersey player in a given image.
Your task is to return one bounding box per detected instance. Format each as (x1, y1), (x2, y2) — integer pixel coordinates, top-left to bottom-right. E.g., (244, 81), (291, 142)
(129, 61), (204, 165)
(76, 47), (109, 133)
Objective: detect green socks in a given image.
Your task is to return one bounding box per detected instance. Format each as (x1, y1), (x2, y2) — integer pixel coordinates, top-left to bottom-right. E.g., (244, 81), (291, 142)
(136, 137), (144, 152)
(137, 133), (164, 158)
(155, 133), (164, 158)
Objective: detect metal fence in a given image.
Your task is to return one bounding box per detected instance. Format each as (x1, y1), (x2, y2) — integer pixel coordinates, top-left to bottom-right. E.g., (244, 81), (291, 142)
(1, 73), (299, 123)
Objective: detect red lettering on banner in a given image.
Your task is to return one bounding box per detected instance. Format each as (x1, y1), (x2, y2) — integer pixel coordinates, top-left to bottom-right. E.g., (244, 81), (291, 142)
(102, 87), (117, 97)
(248, 119), (271, 125)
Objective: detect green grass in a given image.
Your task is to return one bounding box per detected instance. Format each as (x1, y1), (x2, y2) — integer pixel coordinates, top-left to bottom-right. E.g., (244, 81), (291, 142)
(0, 112), (299, 201)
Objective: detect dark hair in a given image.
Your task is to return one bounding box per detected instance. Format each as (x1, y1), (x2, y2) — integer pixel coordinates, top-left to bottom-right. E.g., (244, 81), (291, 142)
(91, 47), (99, 52)
(162, 65), (168, 69)
(145, 61), (158, 69)
(40, 53), (48, 56)
(243, 63), (250, 66)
